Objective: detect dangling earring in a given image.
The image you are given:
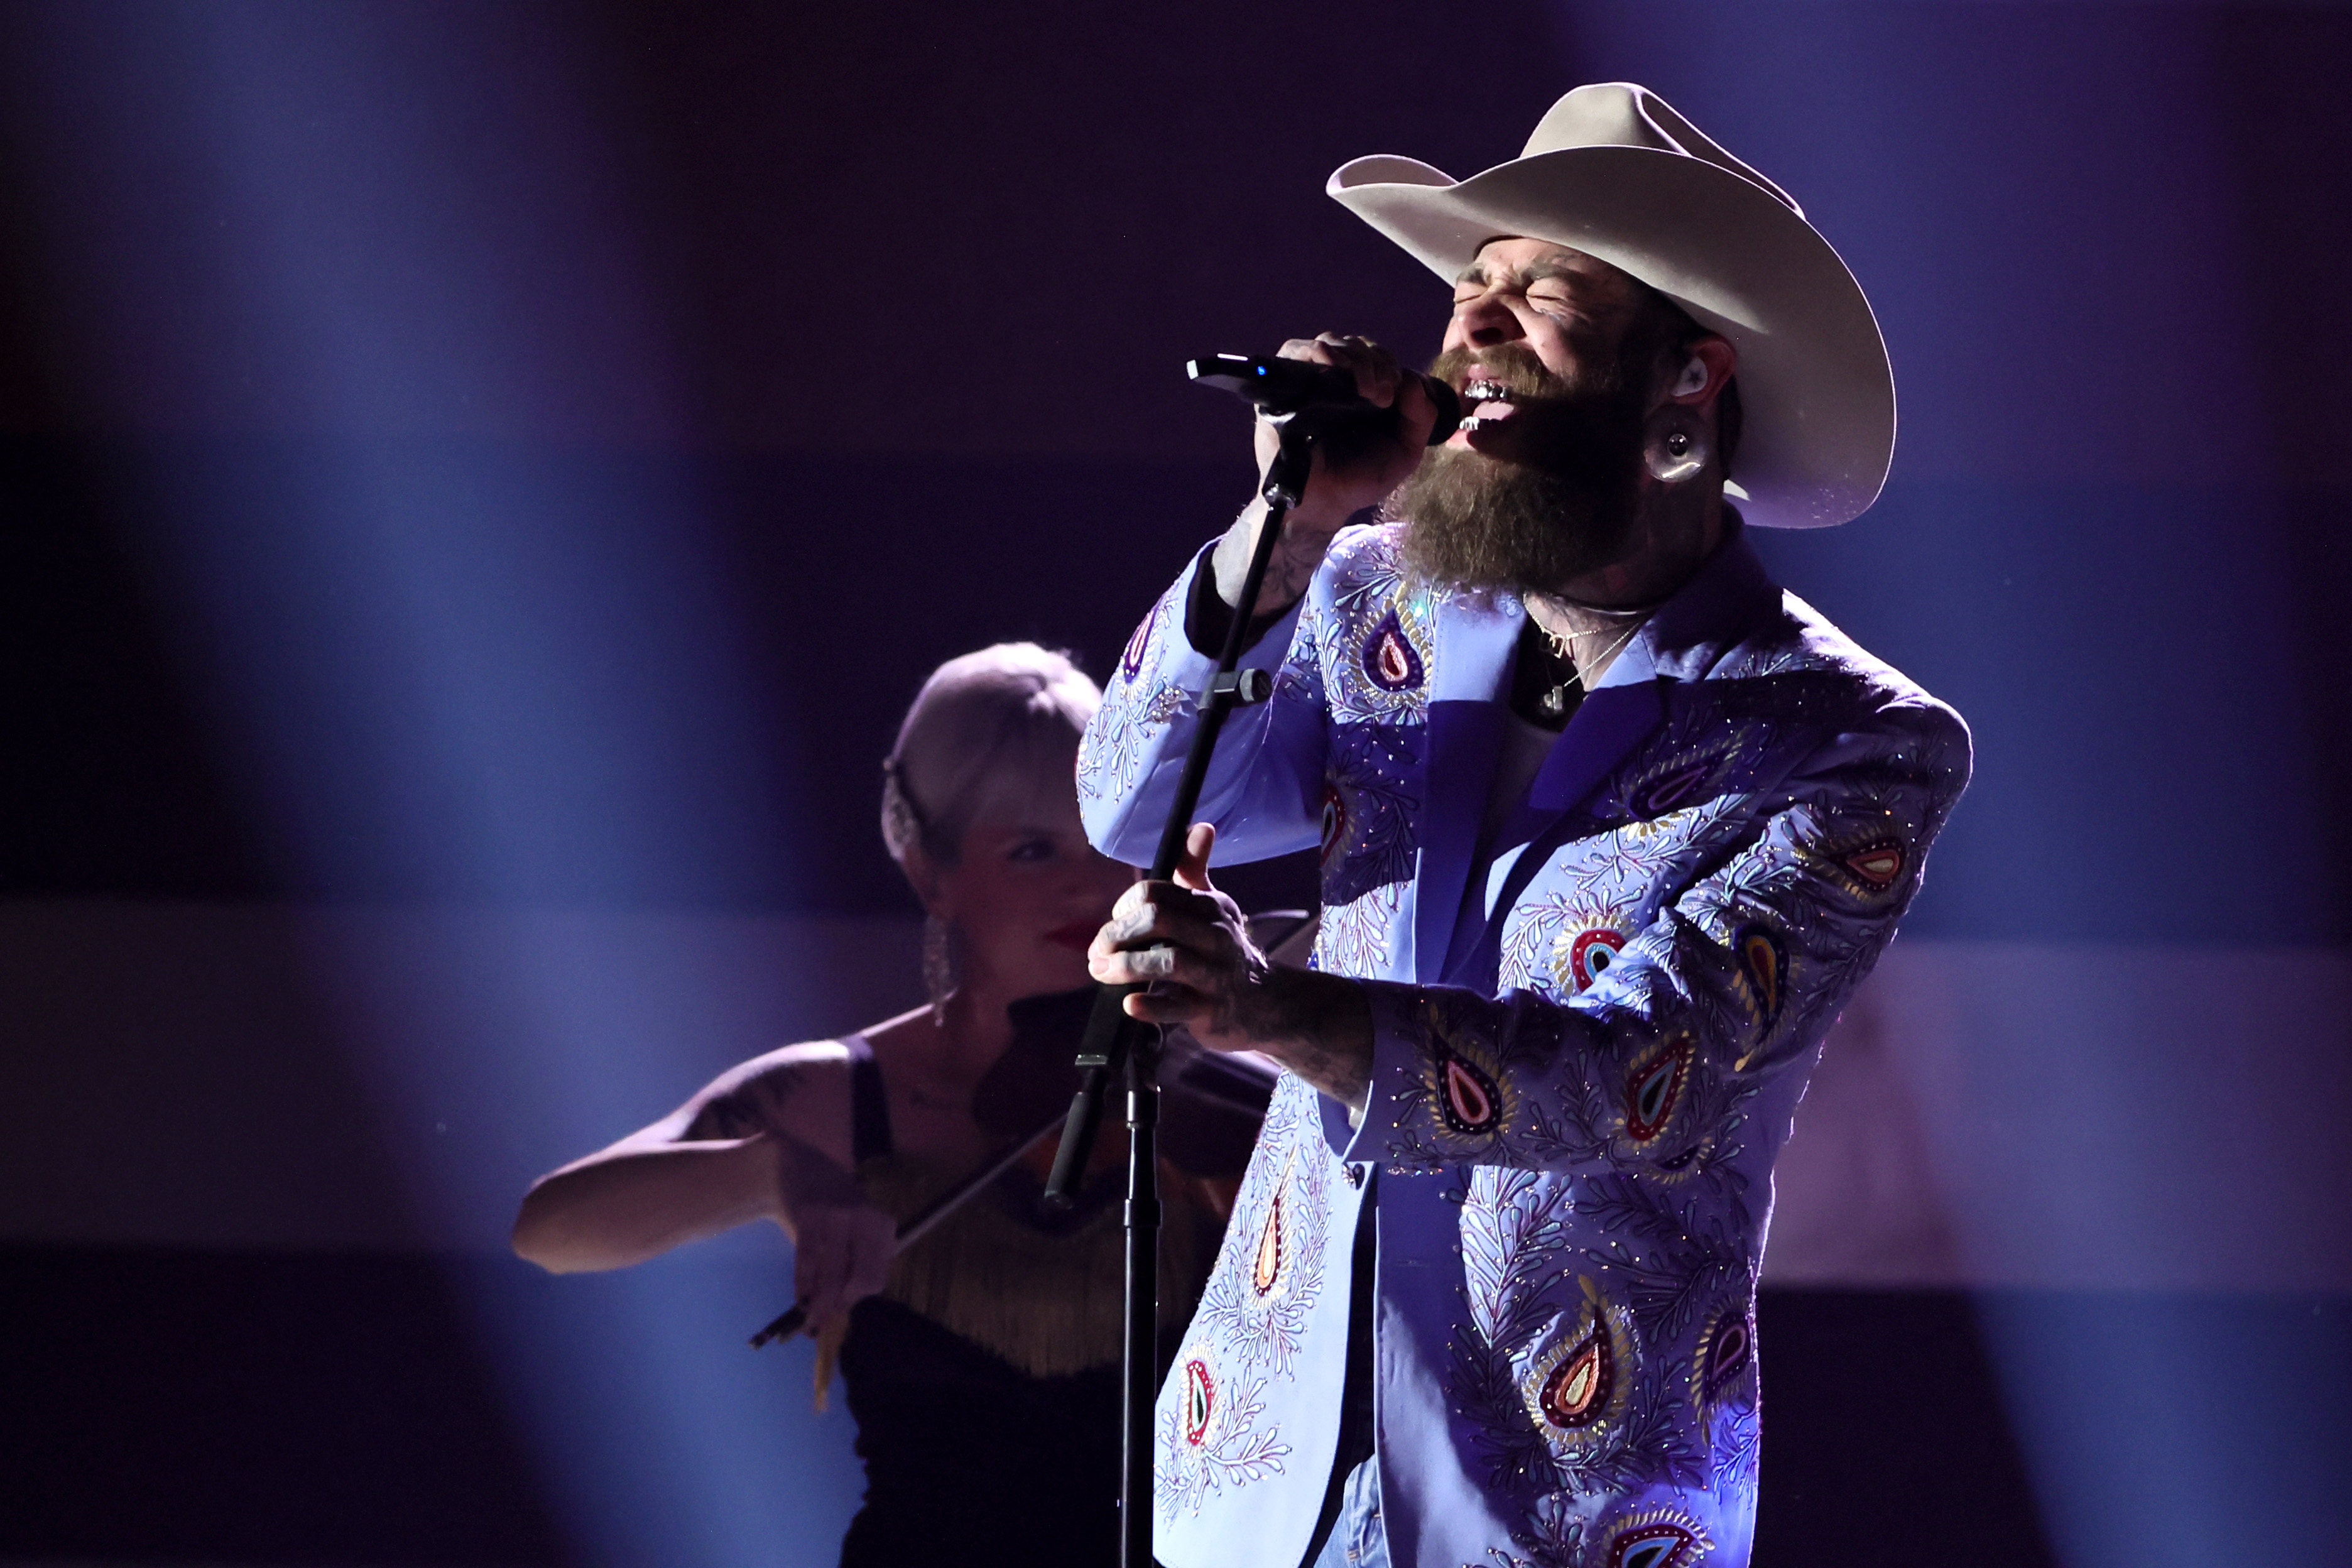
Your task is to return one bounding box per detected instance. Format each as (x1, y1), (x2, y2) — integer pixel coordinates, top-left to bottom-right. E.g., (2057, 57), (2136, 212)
(1644, 404), (1711, 484)
(923, 915), (961, 1026)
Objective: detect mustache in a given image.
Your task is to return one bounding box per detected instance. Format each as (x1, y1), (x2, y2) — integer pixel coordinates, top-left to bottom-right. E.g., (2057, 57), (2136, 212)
(1424, 339), (1644, 485)
(1429, 342), (1596, 405)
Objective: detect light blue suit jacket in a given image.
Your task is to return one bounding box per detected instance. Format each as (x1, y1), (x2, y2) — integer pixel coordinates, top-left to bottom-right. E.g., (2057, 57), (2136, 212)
(1079, 521), (1969, 1568)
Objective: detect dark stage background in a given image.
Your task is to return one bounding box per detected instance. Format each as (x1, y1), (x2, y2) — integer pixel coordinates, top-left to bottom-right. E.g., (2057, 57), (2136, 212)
(2, 3), (2348, 1566)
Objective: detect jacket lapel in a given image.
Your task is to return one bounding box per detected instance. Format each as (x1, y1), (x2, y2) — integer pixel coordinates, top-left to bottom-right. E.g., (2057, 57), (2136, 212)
(1412, 701), (1505, 982)
(1438, 677), (1665, 989)
(1518, 678), (1667, 832)
(1408, 596), (1520, 983)
(1436, 528), (1784, 991)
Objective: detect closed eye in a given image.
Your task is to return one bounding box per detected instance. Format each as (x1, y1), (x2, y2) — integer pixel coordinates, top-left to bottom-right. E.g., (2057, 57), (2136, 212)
(1524, 287), (1582, 320)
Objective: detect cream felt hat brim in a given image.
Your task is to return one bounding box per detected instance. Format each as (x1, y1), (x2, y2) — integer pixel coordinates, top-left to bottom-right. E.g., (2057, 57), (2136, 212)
(1329, 83), (1895, 528)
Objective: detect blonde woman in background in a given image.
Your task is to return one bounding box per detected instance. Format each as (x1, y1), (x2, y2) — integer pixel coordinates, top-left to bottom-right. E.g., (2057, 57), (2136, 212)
(514, 643), (1265, 1565)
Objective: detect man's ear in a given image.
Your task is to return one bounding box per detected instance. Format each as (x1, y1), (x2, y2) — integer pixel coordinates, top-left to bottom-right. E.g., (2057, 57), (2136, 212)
(1670, 335), (1738, 410)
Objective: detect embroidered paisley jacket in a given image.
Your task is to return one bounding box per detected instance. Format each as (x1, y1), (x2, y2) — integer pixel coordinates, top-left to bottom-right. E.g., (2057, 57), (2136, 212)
(1077, 521), (1969, 1568)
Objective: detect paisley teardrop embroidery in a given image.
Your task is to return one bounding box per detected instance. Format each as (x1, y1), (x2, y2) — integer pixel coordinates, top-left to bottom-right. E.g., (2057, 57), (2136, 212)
(1520, 1279), (1635, 1446)
(1251, 1184), (1286, 1297)
(1440, 1052), (1501, 1135)
(1700, 1311), (1754, 1404)
(1611, 1523), (1700, 1568)
(1845, 841), (1905, 889)
(1318, 784), (1348, 866)
(1537, 1326), (1612, 1429)
(1359, 609), (1425, 693)
(1569, 927), (1627, 992)
(1634, 758), (1712, 817)
(1625, 1037), (1694, 1143)
(1119, 611), (1155, 680)
(1180, 1357), (1216, 1445)
(1688, 1303), (1759, 1444)
(1737, 924), (1787, 1026)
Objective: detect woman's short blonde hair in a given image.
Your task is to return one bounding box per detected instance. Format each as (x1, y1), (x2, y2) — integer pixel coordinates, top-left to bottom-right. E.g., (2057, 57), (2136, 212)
(881, 642), (1101, 867)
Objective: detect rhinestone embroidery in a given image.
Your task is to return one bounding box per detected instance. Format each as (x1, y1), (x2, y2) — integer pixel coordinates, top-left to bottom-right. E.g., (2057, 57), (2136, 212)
(1624, 1037), (1695, 1143)
(1361, 608), (1426, 692)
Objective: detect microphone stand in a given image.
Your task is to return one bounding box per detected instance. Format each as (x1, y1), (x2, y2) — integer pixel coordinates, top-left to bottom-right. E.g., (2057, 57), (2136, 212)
(1043, 395), (1329, 1568)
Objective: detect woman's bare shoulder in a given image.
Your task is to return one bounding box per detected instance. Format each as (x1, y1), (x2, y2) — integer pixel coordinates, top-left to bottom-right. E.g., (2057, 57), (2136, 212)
(680, 1040), (851, 1142)
(726, 1037), (859, 1083)
(679, 1009), (921, 1145)
(857, 1003), (945, 1060)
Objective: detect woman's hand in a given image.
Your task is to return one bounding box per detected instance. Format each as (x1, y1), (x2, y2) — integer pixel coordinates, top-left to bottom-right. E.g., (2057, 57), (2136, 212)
(783, 1196), (897, 1337)
(774, 1138), (896, 1336)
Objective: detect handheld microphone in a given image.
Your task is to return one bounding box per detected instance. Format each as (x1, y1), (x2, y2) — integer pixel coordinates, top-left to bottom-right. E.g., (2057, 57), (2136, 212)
(1187, 353), (1461, 445)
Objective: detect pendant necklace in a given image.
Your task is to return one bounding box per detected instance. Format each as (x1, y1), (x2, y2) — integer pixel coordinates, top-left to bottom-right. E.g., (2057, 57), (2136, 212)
(1530, 614), (1645, 719)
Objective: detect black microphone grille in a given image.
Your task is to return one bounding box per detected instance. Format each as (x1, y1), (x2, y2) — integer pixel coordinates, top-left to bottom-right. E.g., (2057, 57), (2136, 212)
(1189, 352), (1461, 446)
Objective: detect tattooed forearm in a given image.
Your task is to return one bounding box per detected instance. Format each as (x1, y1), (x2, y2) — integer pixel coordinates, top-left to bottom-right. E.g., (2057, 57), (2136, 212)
(1225, 967), (1375, 1112)
(1211, 498), (1341, 619)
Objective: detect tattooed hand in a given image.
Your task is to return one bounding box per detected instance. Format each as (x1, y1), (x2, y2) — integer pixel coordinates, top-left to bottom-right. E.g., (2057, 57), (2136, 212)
(1210, 333), (1440, 621)
(1088, 823), (1375, 1111)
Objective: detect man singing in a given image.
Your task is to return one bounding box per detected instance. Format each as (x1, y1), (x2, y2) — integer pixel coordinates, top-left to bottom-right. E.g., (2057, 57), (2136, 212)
(1079, 84), (1969, 1568)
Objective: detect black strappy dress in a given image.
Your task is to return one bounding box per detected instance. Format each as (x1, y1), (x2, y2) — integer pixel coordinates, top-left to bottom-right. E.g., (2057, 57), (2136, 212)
(832, 1030), (1123, 1565)
(828, 992), (1267, 1567)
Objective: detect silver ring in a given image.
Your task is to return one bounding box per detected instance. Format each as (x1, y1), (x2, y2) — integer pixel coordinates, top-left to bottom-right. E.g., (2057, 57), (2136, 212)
(1131, 944), (1178, 979)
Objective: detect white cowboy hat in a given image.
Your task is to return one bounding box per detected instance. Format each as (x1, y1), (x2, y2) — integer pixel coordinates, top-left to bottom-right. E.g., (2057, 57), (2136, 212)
(1329, 82), (1894, 529)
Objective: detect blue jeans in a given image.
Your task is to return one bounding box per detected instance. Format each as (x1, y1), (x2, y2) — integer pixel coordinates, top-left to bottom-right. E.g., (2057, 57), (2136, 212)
(1307, 1457), (1388, 1568)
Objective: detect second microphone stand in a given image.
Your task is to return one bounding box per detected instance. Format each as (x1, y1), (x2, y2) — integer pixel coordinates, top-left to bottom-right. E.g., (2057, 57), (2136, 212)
(1042, 398), (1331, 1568)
